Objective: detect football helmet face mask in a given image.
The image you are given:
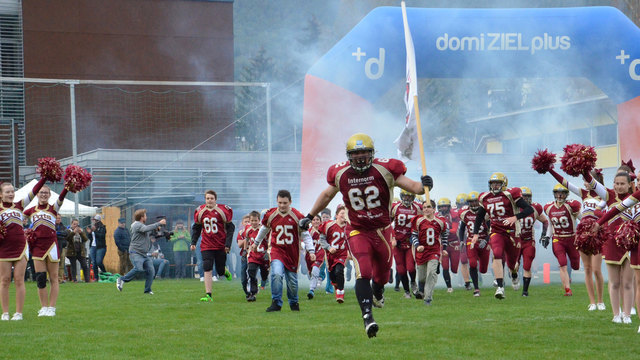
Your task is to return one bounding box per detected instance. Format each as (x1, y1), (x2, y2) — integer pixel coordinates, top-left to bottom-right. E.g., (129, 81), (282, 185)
(346, 133), (375, 173)
(437, 198), (451, 215)
(488, 172), (508, 195)
(400, 190), (415, 207)
(553, 184), (569, 204)
(467, 191), (480, 211)
(520, 186), (533, 205)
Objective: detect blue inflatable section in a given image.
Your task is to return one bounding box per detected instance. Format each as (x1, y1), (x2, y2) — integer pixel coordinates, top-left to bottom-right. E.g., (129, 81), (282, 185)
(307, 6), (640, 104)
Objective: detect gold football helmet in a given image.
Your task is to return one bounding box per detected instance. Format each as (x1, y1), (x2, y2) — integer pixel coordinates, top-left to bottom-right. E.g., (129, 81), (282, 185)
(399, 189), (415, 207)
(346, 133), (374, 172)
(488, 172), (508, 194)
(455, 193), (469, 208)
(553, 184), (569, 203)
(467, 191), (480, 211)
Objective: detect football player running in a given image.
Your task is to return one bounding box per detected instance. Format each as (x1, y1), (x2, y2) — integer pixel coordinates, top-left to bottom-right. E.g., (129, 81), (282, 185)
(300, 133), (432, 338)
(455, 193), (472, 291)
(319, 205), (349, 303)
(471, 173), (534, 300)
(390, 190), (421, 298)
(458, 191), (490, 296)
(438, 198), (462, 293)
(543, 185), (581, 296)
(517, 187), (548, 297)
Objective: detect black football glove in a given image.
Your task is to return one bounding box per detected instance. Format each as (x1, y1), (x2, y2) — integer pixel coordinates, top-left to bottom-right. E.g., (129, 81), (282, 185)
(436, 262), (441, 275)
(421, 175), (433, 190)
(478, 239), (488, 249)
(539, 236), (550, 249)
(299, 214), (314, 231)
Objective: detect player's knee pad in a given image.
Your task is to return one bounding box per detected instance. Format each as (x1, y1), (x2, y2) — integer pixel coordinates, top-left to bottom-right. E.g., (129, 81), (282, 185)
(36, 272), (47, 289)
(202, 259), (214, 272)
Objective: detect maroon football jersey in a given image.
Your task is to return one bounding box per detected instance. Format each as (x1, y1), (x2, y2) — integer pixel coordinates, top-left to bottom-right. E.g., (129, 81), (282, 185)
(262, 207), (305, 272)
(441, 208), (461, 244)
(194, 204), (233, 251)
(544, 200), (580, 238)
(459, 208), (488, 242)
(411, 215), (447, 265)
(319, 219), (348, 260)
(236, 224), (250, 257)
(391, 201), (421, 247)
(478, 187), (523, 235)
(246, 226), (268, 265)
(519, 202), (543, 242)
(327, 158), (407, 230)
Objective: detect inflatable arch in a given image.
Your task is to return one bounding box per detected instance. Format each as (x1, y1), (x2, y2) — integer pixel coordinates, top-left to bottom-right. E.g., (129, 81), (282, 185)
(301, 6), (640, 208)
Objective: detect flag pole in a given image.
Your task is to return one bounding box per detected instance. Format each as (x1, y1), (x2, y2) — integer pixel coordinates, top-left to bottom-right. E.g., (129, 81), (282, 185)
(412, 94), (430, 204)
(401, 1), (430, 204)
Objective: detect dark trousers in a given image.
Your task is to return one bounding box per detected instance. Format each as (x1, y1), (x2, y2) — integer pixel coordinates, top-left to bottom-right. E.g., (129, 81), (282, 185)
(68, 255), (90, 282)
(247, 262), (269, 295)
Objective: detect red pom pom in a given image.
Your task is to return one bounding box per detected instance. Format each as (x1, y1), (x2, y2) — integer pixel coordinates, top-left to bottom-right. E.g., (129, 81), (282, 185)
(36, 157), (63, 182)
(560, 144), (597, 176)
(24, 228), (36, 248)
(615, 221), (640, 251)
(574, 218), (607, 255)
(531, 149), (556, 174)
(64, 165), (92, 193)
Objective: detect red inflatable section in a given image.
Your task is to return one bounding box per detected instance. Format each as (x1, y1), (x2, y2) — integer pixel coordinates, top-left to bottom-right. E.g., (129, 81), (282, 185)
(618, 96), (640, 165)
(301, 74), (374, 209)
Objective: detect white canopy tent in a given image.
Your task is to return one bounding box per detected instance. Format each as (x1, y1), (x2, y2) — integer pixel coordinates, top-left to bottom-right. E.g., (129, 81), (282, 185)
(14, 179), (98, 217)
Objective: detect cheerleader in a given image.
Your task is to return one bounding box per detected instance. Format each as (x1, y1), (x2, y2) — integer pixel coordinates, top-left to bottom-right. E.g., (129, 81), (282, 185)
(548, 168), (606, 310)
(0, 178), (47, 321)
(24, 185), (68, 317)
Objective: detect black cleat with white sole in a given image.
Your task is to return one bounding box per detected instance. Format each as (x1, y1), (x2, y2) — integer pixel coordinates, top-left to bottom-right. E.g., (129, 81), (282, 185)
(363, 312), (379, 338)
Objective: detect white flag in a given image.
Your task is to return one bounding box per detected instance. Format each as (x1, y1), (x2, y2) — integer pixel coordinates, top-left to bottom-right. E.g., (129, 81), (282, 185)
(394, 1), (419, 161)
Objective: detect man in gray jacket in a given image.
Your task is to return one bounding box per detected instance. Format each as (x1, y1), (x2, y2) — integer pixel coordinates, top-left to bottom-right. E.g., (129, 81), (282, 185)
(116, 209), (166, 294)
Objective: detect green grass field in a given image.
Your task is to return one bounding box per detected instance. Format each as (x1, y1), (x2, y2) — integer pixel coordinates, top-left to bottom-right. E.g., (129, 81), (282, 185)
(1, 278), (637, 359)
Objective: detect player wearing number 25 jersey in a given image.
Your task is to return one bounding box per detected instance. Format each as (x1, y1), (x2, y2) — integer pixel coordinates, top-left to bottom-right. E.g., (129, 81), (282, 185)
(301, 133), (432, 338)
(253, 190), (315, 312)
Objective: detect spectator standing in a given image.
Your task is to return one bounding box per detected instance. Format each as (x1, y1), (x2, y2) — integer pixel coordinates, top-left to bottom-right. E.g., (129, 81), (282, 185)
(92, 215), (107, 277)
(114, 218), (132, 275)
(65, 219), (90, 283)
(117, 209), (165, 294)
(169, 220), (190, 278)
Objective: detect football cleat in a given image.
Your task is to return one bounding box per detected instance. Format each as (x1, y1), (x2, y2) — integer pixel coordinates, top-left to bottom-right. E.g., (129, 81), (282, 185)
(494, 287), (505, 300)
(512, 277), (520, 291)
(246, 294), (256, 302)
(465, 283), (473, 291)
(224, 269), (233, 281)
(597, 303), (606, 311)
(588, 304), (597, 311)
(521, 291), (528, 297)
(363, 312), (378, 338)
(446, 288), (453, 293)
(473, 290), (481, 297)
(307, 290), (314, 300)
(200, 294), (213, 302)
(403, 291), (411, 299)
(336, 290), (345, 303)
(414, 291), (424, 300)
(372, 295), (385, 308)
